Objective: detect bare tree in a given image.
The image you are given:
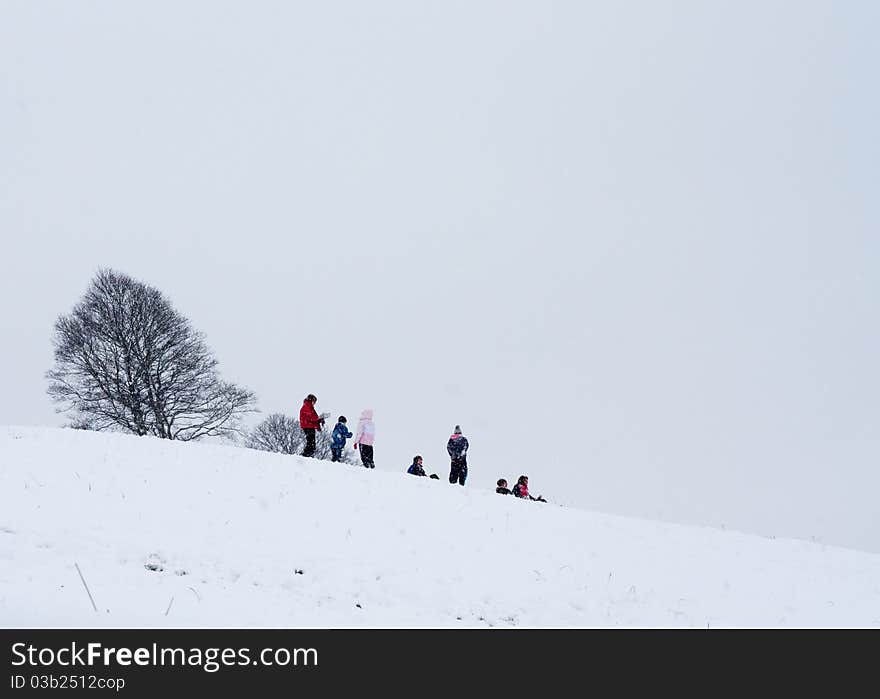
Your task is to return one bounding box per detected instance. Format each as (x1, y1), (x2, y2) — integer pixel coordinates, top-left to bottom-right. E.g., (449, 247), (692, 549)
(247, 413), (358, 464)
(246, 413), (299, 454)
(66, 415), (102, 431)
(47, 268), (257, 441)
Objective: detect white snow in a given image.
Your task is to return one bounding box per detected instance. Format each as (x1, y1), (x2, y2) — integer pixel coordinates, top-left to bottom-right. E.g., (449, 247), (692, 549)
(1, 426), (878, 628)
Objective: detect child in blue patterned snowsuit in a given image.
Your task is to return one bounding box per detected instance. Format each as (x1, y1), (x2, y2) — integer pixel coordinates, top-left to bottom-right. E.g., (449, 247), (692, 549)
(330, 416), (353, 462)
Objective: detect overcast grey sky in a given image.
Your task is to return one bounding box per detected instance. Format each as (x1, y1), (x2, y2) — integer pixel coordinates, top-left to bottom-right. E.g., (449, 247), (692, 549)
(1, 1), (877, 550)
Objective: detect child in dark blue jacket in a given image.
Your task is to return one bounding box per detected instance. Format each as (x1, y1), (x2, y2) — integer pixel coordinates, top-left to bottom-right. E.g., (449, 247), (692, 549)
(330, 416), (353, 462)
(407, 455), (427, 477)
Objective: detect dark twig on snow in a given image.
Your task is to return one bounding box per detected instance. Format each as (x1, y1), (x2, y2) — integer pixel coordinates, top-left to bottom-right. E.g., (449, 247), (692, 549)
(74, 562), (98, 612)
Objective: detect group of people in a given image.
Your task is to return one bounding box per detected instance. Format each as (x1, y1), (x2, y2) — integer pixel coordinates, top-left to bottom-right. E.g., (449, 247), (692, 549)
(299, 395), (375, 468)
(299, 394), (545, 501)
(406, 456), (546, 503)
(496, 476), (547, 502)
(405, 425), (467, 485)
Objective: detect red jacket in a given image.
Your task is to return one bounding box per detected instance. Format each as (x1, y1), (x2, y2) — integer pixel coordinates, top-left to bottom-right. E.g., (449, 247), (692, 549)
(299, 400), (322, 430)
(513, 482), (530, 499)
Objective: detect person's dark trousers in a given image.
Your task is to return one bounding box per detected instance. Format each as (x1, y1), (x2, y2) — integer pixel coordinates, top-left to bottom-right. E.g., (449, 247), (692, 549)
(302, 428), (317, 458)
(449, 457), (467, 485)
(330, 447), (342, 462)
(359, 444), (375, 468)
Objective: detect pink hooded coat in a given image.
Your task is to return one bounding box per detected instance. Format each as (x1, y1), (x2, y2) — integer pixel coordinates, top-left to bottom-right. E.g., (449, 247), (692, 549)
(354, 409), (375, 446)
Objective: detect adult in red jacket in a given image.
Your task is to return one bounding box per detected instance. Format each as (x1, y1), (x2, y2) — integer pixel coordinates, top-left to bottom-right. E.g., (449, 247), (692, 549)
(299, 394), (324, 458)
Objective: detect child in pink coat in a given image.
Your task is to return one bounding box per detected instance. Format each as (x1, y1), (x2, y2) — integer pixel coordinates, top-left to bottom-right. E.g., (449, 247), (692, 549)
(353, 409), (375, 468)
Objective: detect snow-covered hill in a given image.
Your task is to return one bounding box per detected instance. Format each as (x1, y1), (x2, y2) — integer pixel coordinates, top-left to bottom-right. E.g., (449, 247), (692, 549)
(1, 426), (878, 627)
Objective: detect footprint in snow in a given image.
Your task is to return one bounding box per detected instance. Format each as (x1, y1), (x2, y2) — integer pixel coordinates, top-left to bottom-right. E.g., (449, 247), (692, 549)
(144, 552), (166, 572)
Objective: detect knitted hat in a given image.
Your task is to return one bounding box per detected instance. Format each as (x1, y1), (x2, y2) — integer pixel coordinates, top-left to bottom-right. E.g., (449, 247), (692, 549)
(338, 416), (347, 423)
(453, 425), (462, 434)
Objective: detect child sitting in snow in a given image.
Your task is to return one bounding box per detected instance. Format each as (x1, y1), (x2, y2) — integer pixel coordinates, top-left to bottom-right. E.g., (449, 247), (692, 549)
(496, 478), (512, 495)
(407, 455), (427, 477)
(512, 475), (546, 502)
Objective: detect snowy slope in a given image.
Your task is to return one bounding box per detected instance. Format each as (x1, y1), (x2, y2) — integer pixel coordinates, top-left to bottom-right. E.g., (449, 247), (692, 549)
(1, 426), (878, 628)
